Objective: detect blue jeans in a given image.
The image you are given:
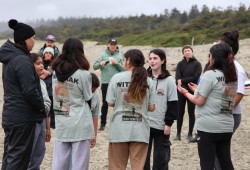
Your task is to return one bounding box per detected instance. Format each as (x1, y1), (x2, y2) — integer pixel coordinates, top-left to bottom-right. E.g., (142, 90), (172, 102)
(144, 128), (171, 170)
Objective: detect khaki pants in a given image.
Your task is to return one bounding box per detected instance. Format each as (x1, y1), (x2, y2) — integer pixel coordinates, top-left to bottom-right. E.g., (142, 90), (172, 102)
(108, 142), (148, 170)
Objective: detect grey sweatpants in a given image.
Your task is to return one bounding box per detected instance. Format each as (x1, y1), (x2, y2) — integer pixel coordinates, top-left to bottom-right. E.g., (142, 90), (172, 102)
(52, 140), (90, 170)
(28, 120), (46, 170)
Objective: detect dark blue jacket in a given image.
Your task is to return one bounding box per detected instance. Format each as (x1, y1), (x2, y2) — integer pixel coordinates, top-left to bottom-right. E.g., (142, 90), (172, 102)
(0, 40), (45, 128)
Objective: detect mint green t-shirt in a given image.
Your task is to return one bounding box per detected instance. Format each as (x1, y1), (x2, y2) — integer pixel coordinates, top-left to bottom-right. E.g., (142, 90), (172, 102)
(194, 70), (237, 133)
(52, 70), (94, 142)
(106, 71), (155, 143)
(149, 76), (178, 130)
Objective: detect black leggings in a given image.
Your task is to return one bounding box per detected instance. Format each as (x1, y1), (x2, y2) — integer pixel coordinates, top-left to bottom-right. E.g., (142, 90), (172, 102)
(100, 84), (109, 126)
(177, 91), (195, 135)
(197, 131), (234, 170)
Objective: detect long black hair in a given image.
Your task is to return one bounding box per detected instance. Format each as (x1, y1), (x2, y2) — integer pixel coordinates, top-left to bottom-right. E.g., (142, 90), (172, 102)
(52, 38), (90, 73)
(209, 43), (237, 83)
(124, 49), (148, 104)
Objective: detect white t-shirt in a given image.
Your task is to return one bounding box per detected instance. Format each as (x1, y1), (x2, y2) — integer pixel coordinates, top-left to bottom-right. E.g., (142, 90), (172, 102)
(52, 70), (94, 142)
(233, 60), (246, 114)
(106, 71), (155, 143)
(194, 70), (237, 133)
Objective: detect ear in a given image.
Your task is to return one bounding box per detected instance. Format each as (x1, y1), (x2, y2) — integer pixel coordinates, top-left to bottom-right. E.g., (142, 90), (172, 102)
(125, 57), (131, 67)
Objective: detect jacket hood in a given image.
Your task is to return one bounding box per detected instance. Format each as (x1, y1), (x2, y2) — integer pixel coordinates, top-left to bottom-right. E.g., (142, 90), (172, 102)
(55, 62), (79, 82)
(0, 40), (28, 64)
(182, 56), (197, 62)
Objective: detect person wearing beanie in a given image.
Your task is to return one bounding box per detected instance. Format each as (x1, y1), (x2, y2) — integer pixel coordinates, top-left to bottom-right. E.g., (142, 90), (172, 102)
(0, 19), (45, 170)
(40, 46), (56, 129)
(39, 34), (60, 58)
(175, 45), (202, 142)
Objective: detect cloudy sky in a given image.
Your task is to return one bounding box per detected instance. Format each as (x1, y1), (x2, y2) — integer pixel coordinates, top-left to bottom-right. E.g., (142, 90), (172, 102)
(1, 0), (249, 22)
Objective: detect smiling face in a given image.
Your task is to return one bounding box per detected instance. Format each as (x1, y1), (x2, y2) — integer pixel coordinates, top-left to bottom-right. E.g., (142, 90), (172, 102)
(34, 56), (44, 76)
(148, 52), (164, 72)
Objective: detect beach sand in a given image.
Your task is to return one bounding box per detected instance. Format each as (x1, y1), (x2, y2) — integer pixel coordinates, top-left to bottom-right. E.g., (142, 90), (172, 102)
(0, 39), (249, 169)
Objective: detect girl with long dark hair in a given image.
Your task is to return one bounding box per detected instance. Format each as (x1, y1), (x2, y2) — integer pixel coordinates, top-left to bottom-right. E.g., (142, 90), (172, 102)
(51, 38), (95, 170)
(106, 49), (155, 170)
(178, 43), (237, 170)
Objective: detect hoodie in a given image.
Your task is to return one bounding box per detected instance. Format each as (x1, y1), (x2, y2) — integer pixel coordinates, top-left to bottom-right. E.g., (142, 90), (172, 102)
(148, 69), (178, 128)
(0, 40), (45, 128)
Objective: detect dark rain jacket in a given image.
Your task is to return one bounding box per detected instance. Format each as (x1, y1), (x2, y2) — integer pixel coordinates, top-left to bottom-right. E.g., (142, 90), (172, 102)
(0, 40), (45, 128)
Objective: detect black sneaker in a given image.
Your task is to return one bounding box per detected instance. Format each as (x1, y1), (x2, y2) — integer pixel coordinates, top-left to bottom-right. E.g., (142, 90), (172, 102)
(189, 133), (198, 143)
(187, 134), (193, 142)
(99, 124), (105, 131)
(174, 133), (181, 141)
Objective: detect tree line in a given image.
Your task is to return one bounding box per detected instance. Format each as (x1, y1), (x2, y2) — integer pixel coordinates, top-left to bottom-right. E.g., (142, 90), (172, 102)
(1, 4), (250, 47)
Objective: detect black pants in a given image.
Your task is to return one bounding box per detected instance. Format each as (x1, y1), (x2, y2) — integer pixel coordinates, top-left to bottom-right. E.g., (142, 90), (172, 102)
(144, 128), (171, 170)
(197, 131), (234, 170)
(177, 91), (195, 135)
(100, 84), (109, 126)
(2, 123), (36, 170)
(49, 96), (55, 129)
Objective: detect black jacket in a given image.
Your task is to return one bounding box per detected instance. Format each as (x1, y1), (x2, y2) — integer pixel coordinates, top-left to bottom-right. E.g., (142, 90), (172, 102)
(175, 57), (202, 90)
(0, 40), (45, 128)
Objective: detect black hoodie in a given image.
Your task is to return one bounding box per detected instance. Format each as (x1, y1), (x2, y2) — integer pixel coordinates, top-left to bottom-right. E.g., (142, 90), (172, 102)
(175, 57), (202, 90)
(0, 40), (45, 128)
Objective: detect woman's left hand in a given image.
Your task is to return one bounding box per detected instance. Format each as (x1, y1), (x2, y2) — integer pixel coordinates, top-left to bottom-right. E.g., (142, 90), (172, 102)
(177, 84), (188, 95)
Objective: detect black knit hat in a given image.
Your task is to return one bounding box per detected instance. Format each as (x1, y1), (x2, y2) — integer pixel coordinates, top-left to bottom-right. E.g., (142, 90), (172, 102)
(8, 19), (35, 43)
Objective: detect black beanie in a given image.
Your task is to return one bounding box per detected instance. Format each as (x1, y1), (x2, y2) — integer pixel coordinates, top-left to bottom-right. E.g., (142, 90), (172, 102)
(8, 19), (35, 43)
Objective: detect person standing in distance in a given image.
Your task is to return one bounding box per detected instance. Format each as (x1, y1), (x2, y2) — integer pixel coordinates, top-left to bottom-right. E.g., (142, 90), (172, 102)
(39, 34), (60, 58)
(93, 38), (124, 131)
(0, 19), (45, 170)
(175, 45), (202, 141)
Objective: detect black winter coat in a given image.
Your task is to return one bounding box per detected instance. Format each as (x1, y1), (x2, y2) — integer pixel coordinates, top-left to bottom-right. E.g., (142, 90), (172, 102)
(0, 40), (45, 128)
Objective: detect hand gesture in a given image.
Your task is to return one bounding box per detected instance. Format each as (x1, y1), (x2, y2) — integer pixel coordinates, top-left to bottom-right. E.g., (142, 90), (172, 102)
(100, 61), (107, 66)
(177, 84), (188, 95)
(188, 82), (197, 92)
(109, 57), (118, 65)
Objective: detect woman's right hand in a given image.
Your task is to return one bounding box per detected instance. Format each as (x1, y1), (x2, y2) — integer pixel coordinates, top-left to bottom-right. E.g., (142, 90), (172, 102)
(188, 82), (197, 92)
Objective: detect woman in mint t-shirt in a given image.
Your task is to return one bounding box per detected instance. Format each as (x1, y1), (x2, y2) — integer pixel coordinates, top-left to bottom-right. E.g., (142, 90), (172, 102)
(178, 43), (237, 170)
(144, 49), (178, 170)
(51, 38), (94, 170)
(106, 49), (155, 170)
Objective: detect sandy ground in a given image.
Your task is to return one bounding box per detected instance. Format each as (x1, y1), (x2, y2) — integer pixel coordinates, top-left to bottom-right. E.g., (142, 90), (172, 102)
(0, 39), (250, 169)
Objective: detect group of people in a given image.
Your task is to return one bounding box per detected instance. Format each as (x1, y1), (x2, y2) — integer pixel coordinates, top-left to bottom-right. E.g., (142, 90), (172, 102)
(0, 19), (247, 170)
